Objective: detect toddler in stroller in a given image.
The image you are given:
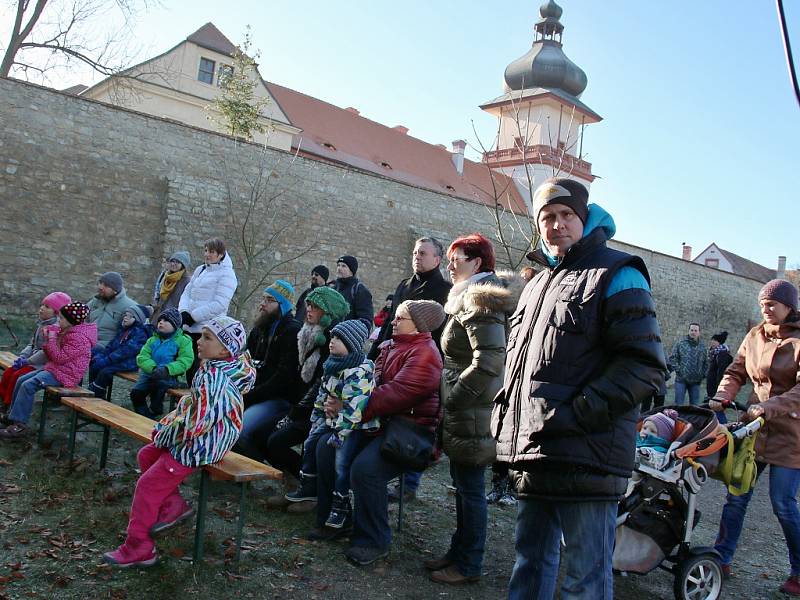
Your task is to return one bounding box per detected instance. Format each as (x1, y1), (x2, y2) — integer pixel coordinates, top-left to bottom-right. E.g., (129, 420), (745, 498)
(614, 405), (762, 600)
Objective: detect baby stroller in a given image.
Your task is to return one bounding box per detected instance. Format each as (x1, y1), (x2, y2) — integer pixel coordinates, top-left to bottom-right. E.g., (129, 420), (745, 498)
(612, 405), (763, 600)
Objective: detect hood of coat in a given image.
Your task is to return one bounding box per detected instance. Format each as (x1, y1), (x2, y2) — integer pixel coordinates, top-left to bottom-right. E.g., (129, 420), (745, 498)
(445, 270), (525, 316)
(66, 321), (98, 346)
(204, 350), (256, 395)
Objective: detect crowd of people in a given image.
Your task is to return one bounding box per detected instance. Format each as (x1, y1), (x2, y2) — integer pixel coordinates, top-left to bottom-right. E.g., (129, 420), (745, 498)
(1, 178), (799, 598)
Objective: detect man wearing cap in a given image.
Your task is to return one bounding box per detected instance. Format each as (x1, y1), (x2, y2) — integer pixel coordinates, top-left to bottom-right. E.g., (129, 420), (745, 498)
(332, 255), (373, 329)
(87, 271), (138, 348)
(236, 281), (304, 458)
(493, 177), (666, 598)
(295, 266), (329, 324)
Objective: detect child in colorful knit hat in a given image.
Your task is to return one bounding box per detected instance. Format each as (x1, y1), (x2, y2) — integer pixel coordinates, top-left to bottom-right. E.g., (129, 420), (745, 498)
(0, 291), (71, 410)
(637, 408), (679, 453)
(286, 319), (378, 529)
(0, 302), (97, 439)
(103, 315), (255, 568)
(87, 304), (151, 398)
(130, 307), (194, 418)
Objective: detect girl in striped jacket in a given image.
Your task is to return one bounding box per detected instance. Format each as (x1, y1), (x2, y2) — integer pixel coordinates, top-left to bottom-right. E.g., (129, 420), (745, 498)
(103, 316), (255, 568)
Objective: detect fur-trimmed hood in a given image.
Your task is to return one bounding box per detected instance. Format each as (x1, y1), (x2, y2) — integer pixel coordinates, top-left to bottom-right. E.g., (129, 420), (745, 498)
(445, 270), (525, 316)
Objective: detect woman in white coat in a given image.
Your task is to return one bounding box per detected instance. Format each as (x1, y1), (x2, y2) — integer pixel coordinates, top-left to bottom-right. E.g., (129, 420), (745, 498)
(178, 238), (238, 384)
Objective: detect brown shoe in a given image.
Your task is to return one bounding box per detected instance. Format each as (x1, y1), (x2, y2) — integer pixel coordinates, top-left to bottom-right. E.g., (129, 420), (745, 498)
(429, 564), (480, 585)
(423, 555), (453, 571)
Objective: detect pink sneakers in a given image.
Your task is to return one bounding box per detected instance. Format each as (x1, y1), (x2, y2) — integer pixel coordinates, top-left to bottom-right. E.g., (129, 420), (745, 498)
(103, 542), (157, 568)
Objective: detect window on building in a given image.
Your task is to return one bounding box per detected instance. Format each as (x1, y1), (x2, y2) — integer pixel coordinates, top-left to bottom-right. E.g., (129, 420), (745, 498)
(198, 57), (215, 84)
(705, 258), (719, 268)
(217, 64), (234, 87)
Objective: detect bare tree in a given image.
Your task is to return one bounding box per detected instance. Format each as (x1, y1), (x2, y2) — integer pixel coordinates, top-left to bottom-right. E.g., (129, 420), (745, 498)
(470, 90), (589, 271)
(1, 0), (152, 80)
(222, 145), (319, 321)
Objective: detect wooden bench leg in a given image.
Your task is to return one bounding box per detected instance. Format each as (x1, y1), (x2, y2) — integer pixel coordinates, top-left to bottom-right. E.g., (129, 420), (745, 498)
(193, 470), (210, 562)
(99, 426), (110, 470)
(67, 409), (78, 469)
(397, 474), (405, 533)
(234, 482), (248, 566)
(37, 390), (51, 445)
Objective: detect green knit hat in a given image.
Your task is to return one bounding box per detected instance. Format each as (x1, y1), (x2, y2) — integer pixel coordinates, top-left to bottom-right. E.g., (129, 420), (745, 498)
(305, 286), (350, 329)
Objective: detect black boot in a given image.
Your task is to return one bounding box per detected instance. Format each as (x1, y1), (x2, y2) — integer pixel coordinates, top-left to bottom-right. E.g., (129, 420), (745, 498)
(285, 471), (317, 502)
(131, 390), (155, 419)
(325, 491), (352, 529)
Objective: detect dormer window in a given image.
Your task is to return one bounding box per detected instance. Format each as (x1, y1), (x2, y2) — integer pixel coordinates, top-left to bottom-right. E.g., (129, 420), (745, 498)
(217, 64), (234, 87)
(198, 57), (215, 84)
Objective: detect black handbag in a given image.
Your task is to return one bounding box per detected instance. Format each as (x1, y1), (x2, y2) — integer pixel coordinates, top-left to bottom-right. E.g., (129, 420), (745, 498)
(379, 416), (436, 471)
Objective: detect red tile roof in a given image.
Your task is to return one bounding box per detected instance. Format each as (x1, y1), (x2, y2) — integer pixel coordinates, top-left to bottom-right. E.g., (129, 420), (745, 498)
(265, 81), (527, 214)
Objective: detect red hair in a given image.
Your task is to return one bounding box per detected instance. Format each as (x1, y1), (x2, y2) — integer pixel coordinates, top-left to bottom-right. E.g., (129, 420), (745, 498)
(448, 233), (495, 273)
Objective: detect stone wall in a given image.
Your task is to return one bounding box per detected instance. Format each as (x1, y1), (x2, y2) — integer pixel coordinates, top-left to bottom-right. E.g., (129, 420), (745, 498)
(0, 77), (762, 353)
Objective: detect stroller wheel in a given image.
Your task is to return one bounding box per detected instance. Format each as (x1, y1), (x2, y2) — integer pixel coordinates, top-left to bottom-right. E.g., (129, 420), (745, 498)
(673, 552), (724, 600)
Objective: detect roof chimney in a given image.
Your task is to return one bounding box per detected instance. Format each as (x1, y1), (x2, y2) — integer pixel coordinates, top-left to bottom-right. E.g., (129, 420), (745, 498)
(392, 125), (409, 135)
(345, 107), (360, 115)
(778, 255), (787, 279)
(451, 139), (466, 176)
(681, 243), (692, 261)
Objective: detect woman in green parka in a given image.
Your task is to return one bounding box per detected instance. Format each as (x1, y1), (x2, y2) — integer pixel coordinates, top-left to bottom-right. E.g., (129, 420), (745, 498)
(426, 233), (523, 585)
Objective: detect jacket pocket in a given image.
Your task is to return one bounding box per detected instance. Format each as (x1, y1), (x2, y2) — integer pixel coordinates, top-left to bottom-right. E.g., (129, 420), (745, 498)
(524, 381), (584, 439)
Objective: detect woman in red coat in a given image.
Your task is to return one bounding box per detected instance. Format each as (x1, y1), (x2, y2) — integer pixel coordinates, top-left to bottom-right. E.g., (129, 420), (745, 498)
(310, 299), (445, 566)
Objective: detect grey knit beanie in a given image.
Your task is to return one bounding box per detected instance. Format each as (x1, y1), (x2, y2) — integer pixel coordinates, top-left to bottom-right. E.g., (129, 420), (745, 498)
(169, 251), (191, 270)
(759, 279), (798, 312)
(532, 178), (589, 228)
(402, 300), (446, 333)
(331, 319), (369, 353)
(99, 271), (123, 294)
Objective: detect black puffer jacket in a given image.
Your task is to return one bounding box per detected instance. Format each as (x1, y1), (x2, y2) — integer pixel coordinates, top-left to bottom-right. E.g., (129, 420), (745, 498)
(242, 312), (303, 408)
(492, 227), (666, 500)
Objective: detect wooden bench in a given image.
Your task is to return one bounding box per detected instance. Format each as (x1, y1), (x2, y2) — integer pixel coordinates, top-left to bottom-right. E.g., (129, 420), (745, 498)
(110, 370), (189, 412)
(61, 396), (281, 563)
(0, 350), (95, 443)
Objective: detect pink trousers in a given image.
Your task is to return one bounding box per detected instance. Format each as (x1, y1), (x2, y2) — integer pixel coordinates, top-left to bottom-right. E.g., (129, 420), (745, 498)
(124, 443), (195, 550)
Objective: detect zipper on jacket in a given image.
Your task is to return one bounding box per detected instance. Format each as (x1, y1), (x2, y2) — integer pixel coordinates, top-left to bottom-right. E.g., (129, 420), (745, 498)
(509, 267), (557, 459)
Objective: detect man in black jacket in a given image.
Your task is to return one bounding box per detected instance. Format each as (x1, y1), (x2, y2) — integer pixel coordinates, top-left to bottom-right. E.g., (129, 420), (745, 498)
(295, 265), (329, 324)
(492, 178), (665, 599)
(368, 237), (451, 359)
(332, 255), (373, 328)
(235, 280), (303, 459)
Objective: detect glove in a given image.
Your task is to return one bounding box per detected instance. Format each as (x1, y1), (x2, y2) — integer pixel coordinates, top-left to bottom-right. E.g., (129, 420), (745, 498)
(152, 366), (170, 380)
(12, 357), (28, 369)
(327, 433), (344, 449)
(180, 311), (195, 327)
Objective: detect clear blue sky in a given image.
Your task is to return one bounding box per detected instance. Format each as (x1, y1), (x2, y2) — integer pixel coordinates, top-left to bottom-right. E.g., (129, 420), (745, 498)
(5, 1), (799, 269)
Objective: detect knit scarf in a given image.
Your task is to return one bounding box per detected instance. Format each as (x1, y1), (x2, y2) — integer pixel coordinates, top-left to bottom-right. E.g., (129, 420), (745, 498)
(323, 350), (365, 377)
(297, 322), (325, 383)
(159, 269), (185, 300)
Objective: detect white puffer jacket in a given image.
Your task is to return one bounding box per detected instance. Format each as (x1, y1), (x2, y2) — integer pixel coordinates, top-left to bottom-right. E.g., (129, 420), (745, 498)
(178, 252), (238, 333)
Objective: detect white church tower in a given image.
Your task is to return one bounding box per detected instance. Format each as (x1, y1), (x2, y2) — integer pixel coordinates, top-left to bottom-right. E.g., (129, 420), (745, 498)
(480, 0), (601, 205)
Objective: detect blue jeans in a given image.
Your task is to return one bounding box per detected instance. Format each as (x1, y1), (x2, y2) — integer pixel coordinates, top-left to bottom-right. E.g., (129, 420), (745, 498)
(715, 464), (800, 575)
(9, 369), (61, 424)
(316, 433), (402, 549)
(509, 498), (616, 600)
(446, 462), (487, 577)
(303, 424), (362, 494)
(130, 371), (178, 415)
(674, 380), (700, 406)
(235, 399), (292, 462)
(403, 470), (422, 491)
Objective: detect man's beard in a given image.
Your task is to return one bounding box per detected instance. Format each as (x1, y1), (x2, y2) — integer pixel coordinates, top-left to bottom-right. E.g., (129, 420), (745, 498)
(253, 310), (277, 329)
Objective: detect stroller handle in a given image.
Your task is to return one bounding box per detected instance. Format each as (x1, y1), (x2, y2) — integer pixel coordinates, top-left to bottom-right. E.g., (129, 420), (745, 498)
(729, 417), (765, 440)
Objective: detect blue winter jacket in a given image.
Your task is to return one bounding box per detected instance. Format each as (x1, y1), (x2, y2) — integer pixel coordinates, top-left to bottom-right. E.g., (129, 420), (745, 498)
(90, 322), (149, 371)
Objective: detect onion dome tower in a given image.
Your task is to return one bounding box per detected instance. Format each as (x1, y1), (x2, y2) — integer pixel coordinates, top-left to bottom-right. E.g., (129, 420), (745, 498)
(481, 1), (601, 202)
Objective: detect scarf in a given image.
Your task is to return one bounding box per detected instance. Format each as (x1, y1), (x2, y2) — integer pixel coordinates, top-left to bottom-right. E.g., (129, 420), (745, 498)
(444, 271), (492, 315)
(297, 322), (325, 383)
(159, 269), (185, 300)
(710, 343), (729, 358)
(323, 350), (365, 377)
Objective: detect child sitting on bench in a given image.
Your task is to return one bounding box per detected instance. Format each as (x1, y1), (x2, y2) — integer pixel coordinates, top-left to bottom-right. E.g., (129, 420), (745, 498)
(0, 302), (96, 439)
(0, 292), (71, 412)
(103, 316), (255, 568)
(130, 308), (194, 418)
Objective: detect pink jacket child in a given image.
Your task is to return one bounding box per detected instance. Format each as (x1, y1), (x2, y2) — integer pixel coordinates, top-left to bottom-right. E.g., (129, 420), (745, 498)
(0, 302), (97, 440)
